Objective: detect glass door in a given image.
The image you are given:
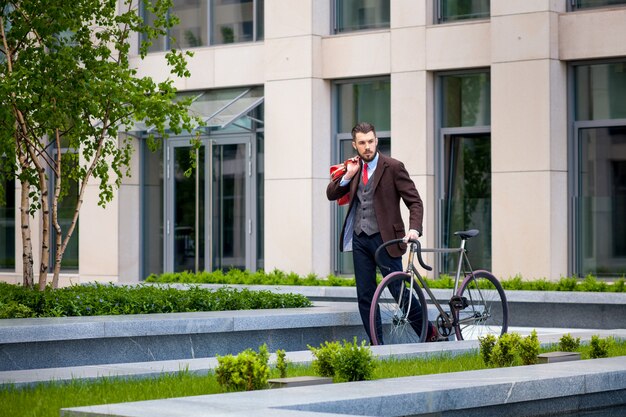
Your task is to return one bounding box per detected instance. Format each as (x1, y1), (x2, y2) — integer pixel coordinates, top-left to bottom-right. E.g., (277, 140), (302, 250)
(166, 135), (253, 273)
(575, 125), (626, 277)
(440, 131), (491, 273)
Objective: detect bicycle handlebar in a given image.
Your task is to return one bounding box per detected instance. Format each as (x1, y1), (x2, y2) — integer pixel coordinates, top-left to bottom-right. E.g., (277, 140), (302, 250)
(374, 238), (433, 273)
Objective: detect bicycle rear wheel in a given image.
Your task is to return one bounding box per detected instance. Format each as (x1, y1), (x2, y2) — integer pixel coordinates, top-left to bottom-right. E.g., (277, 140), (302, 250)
(454, 270), (508, 341)
(369, 271), (429, 345)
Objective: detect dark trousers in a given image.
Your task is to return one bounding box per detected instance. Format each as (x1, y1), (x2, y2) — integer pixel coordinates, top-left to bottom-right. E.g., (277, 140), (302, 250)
(352, 231), (426, 344)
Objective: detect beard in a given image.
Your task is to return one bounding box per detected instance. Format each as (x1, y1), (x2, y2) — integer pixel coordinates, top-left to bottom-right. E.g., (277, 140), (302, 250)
(358, 147), (377, 163)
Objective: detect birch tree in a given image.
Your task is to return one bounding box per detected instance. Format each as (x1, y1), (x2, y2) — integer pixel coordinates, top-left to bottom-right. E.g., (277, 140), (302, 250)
(0, 0), (198, 289)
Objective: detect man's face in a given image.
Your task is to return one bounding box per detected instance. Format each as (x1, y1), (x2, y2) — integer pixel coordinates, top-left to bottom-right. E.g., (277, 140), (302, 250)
(352, 131), (378, 163)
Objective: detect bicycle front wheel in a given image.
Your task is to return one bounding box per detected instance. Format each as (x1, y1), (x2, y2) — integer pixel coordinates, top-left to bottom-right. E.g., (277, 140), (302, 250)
(454, 270), (508, 341)
(369, 271), (429, 345)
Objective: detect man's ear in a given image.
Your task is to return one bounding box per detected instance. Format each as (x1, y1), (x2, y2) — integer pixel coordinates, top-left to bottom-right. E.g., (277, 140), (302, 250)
(352, 141), (357, 150)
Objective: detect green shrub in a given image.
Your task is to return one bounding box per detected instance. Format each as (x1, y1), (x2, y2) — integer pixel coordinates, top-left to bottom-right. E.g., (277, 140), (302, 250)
(558, 333), (581, 352)
(489, 333), (521, 368)
(589, 335), (611, 359)
(275, 349), (288, 378)
(0, 282), (312, 318)
(308, 341), (341, 378)
(215, 345), (270, 391)
(332, 338), (376, 382)
(519, 330), (540, 365)
(478, 334), (497, 365)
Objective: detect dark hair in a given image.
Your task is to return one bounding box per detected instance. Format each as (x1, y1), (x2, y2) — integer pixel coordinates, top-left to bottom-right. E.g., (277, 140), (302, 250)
(351, 122), (376, 141)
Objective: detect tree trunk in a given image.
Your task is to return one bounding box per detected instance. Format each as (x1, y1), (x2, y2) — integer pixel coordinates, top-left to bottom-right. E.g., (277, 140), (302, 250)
(37, 167), (50, 291)
(19, 178), (34, 289)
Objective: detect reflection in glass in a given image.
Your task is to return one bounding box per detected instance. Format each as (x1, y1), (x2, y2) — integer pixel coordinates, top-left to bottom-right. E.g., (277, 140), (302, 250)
(173, 146), (205, 272)
(170, 0), (208, 48)
(211, 143), (247, 271)
(336, 79), (391, 133)
(257, 133), (264, 270)
(142, 140), (164, 278)
(441, 72), (491, 128)
(571, 0), (626, 10)
(578, 127), (626, 277)
(211, 0), (254, 45)
(0, 177), (15, 270)
(438, 0), (489, 23)
(442, 134), (491, 273)
(335, 0), (390, 33)
(575, 62), (626, 121)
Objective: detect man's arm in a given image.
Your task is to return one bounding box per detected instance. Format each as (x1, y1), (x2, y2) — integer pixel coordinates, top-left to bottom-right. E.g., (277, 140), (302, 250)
(394, 162), (424, 236)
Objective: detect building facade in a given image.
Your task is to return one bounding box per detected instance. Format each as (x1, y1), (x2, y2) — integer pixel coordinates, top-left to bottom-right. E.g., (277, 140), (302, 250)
(1, 0), (626, 285)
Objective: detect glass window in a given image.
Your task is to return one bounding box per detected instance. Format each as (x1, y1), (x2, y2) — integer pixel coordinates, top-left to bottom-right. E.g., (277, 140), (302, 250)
(142, 0), (263, 52)
(437, 0), (490, 24)
(334, 0), (390, 33)
(573, 60), (626, 278)
(575, 62), (626, 121)
(441, 72), (491, 128)
(0, 176), (15, 270)
(333, 78), (390, 275)
(142, 139), (164, 278)
(49, 155), (79, 271)
(438, 70), (491, 273)
(570, 0), (626, 10)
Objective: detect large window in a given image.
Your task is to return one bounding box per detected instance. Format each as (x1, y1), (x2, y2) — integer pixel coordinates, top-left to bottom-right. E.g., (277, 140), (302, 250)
(438, 70), (491, 273)
(0, 176), (15, 270)
(573, 61), (626, 278)
(334, 0), (390, 33)
(142, 0), (263, 53)
(569, 0), (626, 10)
(436, 0), (489, 24)
(332, 78), (390, 275)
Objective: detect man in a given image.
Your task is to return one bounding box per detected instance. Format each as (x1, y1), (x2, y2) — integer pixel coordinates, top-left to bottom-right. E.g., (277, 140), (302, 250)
(327, 121), (439, 344)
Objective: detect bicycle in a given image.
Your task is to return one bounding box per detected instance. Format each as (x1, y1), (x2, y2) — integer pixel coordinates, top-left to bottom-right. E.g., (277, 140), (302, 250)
(369, 229), (508, 345)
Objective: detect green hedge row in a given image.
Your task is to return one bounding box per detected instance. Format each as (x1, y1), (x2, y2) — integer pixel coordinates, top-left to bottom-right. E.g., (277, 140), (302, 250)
(0, 282), (312, 319)
(146, 269), (626, 293)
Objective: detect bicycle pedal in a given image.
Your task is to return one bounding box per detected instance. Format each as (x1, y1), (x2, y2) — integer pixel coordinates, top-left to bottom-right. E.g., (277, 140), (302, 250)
(449, 295), (468, 310)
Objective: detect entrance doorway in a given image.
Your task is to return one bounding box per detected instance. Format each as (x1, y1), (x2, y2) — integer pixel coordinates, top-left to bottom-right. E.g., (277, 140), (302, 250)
(165, 135), (256, 272)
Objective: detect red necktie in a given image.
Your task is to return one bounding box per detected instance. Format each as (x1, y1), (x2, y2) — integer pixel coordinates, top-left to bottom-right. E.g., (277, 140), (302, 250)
(362, 163), (368, 185)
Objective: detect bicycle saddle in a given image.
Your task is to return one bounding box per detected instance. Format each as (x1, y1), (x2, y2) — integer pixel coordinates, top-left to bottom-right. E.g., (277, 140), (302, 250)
(454, 229), (479, 240)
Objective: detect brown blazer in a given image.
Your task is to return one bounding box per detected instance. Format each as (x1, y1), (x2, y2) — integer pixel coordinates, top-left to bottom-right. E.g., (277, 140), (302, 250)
(326, 153), (423, 258)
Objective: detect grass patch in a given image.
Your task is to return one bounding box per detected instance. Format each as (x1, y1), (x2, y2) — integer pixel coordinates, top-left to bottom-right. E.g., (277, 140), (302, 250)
(3, 340), (625, 417)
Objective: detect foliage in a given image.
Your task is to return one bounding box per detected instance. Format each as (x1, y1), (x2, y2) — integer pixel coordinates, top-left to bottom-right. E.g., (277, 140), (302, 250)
(146, 269), (626, 292)
(0, 0), (200, 289)
(488, 333), (522, 368)
(215, 345), (270, 391)
(308, 341), (341, 378)
(589, 335), (611, 359)
(558, 333), (581, 352)
(0, 282), (311, 318)
(146, 269), (356, 287)
(519, 330), (540, 365)
(477, 334), (497, 365)
(332, 338), (376, 382)
(275, 349), (288, 378)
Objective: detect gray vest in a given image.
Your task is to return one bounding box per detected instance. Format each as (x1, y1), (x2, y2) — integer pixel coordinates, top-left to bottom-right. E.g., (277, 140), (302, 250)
(354, 179), (379, 236)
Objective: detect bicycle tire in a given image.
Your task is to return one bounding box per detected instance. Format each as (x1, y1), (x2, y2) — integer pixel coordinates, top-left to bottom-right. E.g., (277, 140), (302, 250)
(454, 270), (508, 341)
(369, 271), (429, 345)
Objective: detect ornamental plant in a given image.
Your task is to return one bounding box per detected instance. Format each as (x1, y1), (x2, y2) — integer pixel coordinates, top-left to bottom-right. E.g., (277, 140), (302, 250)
(308, 341), (341, 378)
(332, 338), (376, 382)
(558, 333), (581, 352)
(215, 345), (270, 391)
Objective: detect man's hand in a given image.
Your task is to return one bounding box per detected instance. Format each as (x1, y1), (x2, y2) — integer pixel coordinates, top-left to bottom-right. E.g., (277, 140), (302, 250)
(403, 229), (420, 242)
(343, 160), (360, 181)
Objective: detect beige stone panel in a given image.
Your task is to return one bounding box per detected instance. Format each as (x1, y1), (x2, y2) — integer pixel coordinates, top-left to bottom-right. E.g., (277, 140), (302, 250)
(391, 0), (427, 28)
(391, 71), (432, 176)
(425, 22), (490, 70)
(391, 27), (426, 73)
(560, 8), (626, 60)
(129, 53), (187, 90)
(183, 48), (216, 90)
(265, 36), (315, 81)
(265, 0), (313, 39)
(548, 60), (568, 172)
(264, 178), (314, 275)
(265, 79), (314, 180)
(214, 44), (265, 87)
(312, 178), (332, 277)
(491, 11), (556, 63)
(117, 184), (141, 283)
(322, 32), (391, 79)
(492, 171), (567, 281)
(492, 60), (552, 173)
(491, 0), (565, 16)
(79, 185), (119, 278)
